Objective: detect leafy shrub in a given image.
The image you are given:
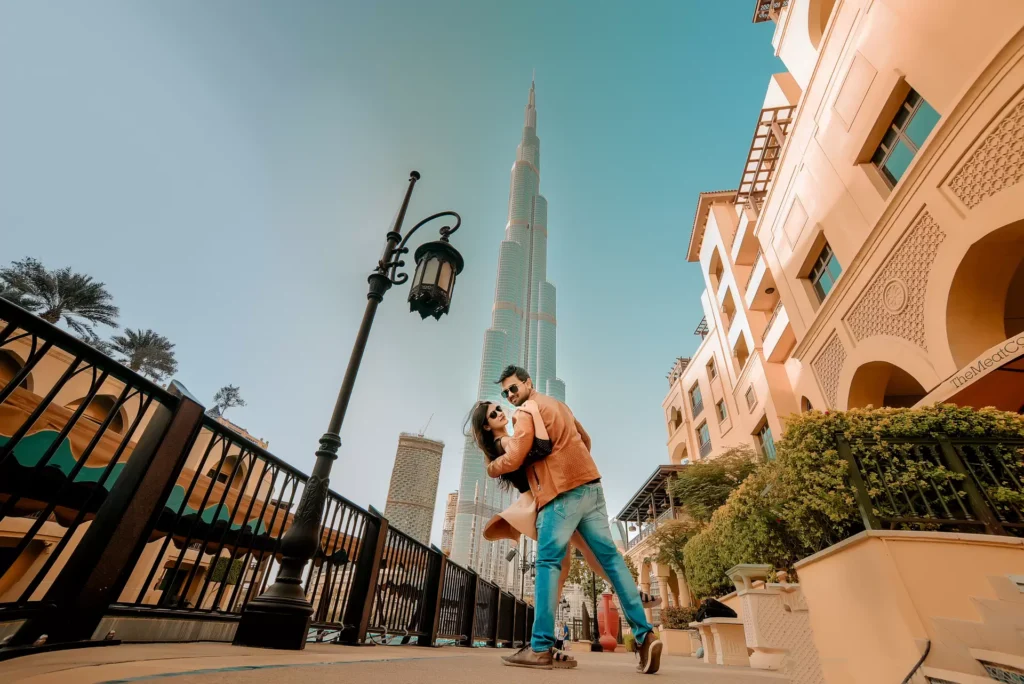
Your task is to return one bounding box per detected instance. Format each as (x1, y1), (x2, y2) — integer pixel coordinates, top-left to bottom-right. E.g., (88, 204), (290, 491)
(660, 606), (698, 630)
(648, 520), (700, 575)
(683, 462), (798, 598)
(669, 445), (758, 523)
(681, 405), (1024, 600)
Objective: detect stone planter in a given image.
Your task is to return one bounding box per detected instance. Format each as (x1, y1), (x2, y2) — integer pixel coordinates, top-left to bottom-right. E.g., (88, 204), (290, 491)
(660, 628), (700, 656)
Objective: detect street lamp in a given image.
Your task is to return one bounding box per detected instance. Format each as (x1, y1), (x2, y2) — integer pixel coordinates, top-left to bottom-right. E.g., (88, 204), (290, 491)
(575, 549), (602, 652)
(234, 171), (463, 650)
(519, 551), (537, 601)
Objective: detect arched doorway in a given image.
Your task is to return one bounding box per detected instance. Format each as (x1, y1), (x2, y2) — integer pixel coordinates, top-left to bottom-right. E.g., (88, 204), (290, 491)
(848, 361), (927, 409)
(808, 0), (838, 50)
(0, 350), (31, 392)
(946, 220), (1024, 367)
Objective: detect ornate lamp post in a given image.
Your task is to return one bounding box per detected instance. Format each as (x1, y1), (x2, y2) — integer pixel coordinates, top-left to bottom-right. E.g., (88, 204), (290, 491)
(234, 171), (463, 649)
(518, 550), (537, 601)
(590, 568), (602, 652)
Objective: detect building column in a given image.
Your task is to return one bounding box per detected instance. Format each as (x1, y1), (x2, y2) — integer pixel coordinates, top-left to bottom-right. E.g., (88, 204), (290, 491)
(639, 560), (653, 623)
(653, 562), (672, 617)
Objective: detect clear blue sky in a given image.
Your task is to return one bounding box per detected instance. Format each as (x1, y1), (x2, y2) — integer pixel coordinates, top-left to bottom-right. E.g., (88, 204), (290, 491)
(0, 1), (781, 546)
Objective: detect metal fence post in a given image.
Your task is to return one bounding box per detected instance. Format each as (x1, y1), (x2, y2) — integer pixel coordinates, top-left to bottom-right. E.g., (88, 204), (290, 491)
(417, 546), (445, 647)
(338, 506), (389, 645)
(935, 434), (1006, 535)
(835, 433), (881, 531)
(458, 570), (478, 647)
(491, 592), (502, 647)
(10, 381), (205, 647)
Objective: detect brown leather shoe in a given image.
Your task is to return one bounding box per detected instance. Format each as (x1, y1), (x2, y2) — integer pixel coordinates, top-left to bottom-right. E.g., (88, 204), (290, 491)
(502, 647), (553, 669)
(635, 632), (663, 674)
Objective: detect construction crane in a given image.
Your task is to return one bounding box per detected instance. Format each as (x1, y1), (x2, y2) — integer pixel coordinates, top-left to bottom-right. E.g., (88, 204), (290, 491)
(418, 413), (433, 437)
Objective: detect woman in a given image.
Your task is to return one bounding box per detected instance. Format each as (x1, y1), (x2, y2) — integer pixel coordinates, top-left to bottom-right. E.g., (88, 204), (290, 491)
(466, 401), (659, 609)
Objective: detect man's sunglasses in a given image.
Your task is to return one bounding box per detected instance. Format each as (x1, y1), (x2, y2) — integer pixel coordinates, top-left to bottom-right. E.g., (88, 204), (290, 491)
(489, 406), (504, 420)
(501, 384), (520, 399)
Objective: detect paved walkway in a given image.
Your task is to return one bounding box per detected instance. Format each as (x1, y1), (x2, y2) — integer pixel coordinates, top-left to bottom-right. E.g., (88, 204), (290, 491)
(1, 641), (790, 684)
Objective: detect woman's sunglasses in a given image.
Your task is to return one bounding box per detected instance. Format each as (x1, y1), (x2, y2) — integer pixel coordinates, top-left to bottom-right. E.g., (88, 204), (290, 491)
(501, 384), (520, 399)
(489, 406), (504, 420)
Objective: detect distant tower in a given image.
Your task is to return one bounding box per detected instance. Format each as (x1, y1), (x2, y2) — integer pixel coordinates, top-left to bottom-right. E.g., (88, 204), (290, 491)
(451, 78), (566, 583)
(441, 492), (458, 555)
(384, 433), (444, 545)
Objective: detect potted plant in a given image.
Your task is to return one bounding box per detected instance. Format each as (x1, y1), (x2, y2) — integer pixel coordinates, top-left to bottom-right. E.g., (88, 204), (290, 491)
(659, 606), (700, 656)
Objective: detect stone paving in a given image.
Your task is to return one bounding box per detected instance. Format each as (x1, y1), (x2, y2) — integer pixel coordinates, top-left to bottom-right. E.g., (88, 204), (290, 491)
(0, 641), (789, 684)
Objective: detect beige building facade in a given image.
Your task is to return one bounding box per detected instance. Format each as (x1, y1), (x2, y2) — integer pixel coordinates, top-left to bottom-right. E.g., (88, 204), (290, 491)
(621, 0), (1024, 632)
(663, 0), (1024, 467)
(440, 491), (458, 556)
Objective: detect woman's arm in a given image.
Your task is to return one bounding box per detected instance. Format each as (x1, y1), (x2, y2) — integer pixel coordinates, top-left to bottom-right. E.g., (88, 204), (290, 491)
(520, 399), (549, 441)
(486, 414), (535, 477)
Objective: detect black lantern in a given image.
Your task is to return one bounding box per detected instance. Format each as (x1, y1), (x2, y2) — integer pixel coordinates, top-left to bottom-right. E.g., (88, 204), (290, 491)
(409, 238), (464, 320)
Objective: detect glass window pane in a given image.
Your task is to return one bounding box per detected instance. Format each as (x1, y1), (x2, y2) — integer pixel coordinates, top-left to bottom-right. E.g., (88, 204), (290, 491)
(881, 127), (899, 148)
(813, 279), (827, 302)
(422, 257), (440, 286)
(883, 139), (916, 184)
(906, 89), (921, 107)
(412, 260), (425, 286)
(438, 261), (453, 292)
(871, 146), (887, 166)
(905, 100), (940, 148)
(826, 255), (842, 280)
(892, 106), (911, 130)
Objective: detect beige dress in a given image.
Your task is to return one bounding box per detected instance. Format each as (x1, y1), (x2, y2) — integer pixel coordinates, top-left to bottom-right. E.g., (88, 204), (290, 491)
(483, 489), (608, 583)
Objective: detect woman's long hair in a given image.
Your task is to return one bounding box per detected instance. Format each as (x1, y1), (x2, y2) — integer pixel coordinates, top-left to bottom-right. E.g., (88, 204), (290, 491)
(465, 401), (522, 493)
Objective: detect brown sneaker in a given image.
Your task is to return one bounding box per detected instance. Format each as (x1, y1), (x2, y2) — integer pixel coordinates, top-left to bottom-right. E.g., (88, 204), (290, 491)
(635, 632), (663, 674)
(502, 646), (553, 669)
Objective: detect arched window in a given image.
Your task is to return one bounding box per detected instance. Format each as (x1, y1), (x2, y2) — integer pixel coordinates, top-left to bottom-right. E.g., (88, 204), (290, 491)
(65, 394), (125, 434)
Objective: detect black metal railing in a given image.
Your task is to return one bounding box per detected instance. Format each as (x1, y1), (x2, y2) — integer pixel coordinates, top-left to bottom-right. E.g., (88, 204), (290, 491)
(0, 299), (177, 627)
(837, 433), (1023, 536)
(474, 580), (499, 644)
(369, 526), (432, 639)
(436, 562), (472, 641)
(0, 299), (534, 654)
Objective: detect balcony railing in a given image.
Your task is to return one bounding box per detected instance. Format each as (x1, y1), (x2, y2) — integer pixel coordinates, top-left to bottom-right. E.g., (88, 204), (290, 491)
(762, 300), (785, 341)
(691, 398), (704, 417)
(0, 298), (534, 652)
(744, 250), (763, 292)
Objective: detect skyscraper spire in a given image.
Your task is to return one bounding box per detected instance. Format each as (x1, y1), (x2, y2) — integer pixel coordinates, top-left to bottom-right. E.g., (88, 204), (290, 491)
(525, 76), (537, 128)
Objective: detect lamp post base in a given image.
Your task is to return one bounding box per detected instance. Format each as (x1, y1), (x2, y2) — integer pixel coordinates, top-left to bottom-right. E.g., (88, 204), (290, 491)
(233, 591), (313, 650)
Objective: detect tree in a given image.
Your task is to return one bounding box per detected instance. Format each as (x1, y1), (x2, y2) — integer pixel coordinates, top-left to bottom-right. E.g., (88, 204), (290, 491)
(566, 550), (608, 602)
(110, 328), (178, 382)
(624, 554), (639, 583)
(0, 257), (119, 337)
(209, 385), (246, 417)
(668, 444), (758, 523)
(648, 520), (701, 575)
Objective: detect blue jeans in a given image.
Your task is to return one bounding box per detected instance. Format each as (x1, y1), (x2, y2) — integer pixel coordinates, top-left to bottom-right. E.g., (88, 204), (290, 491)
(531, 483), (653, 652)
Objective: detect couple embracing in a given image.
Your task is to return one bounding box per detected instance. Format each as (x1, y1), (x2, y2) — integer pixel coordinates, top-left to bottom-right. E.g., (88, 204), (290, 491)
(467, 365), (662, 674)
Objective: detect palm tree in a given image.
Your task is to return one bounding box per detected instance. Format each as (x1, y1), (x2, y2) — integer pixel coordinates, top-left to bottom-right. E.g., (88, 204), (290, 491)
(209, 385), (246, 417)
(0, 257), (119, 337)
(110, 329), (178, 382)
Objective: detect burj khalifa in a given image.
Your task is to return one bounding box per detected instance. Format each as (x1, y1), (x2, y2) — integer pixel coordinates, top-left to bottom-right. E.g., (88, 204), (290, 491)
(449, 79), (565, 587)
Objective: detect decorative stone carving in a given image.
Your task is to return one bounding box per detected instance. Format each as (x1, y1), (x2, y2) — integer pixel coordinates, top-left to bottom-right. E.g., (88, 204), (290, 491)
(949, 95), (1024, 209)
(844, 211), (945, 350)
(812, 333), (846, 409)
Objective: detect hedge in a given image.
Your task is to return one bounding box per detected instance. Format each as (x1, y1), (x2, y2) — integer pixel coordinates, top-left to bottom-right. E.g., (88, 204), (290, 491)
(682, 404), (1024, 600)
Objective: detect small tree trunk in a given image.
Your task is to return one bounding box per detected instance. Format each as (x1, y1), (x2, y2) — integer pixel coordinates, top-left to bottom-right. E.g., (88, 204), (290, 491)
(40, 309), (61, 324)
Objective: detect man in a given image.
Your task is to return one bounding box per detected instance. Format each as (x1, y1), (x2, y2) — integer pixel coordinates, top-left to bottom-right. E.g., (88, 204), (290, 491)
(487, 365), (662, 674)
